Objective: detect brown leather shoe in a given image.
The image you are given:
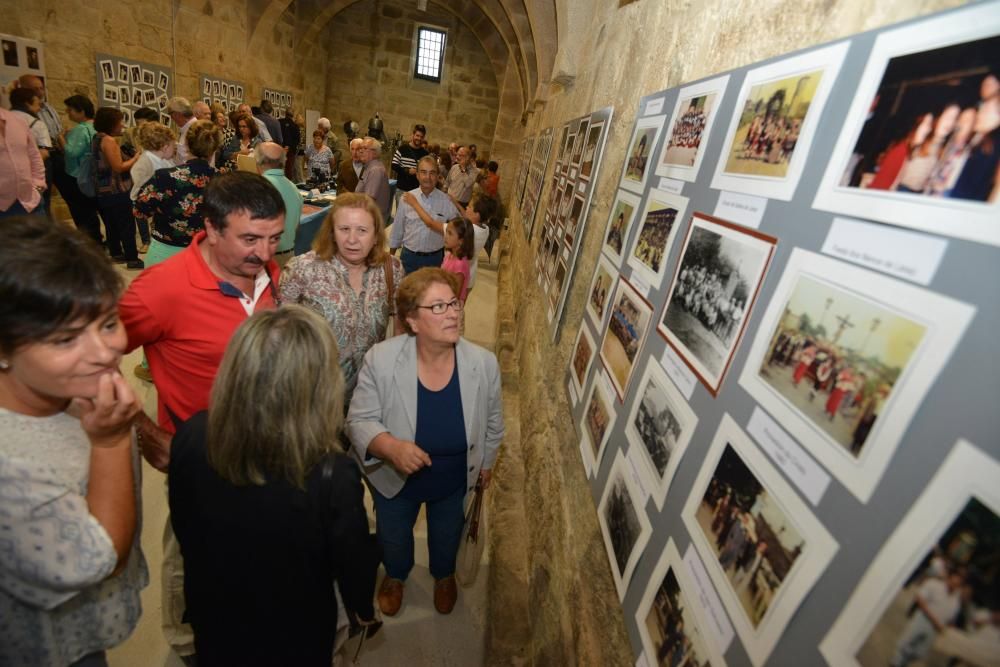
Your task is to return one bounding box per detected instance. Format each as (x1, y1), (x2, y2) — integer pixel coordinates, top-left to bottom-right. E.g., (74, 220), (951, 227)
(434, 575), (458, 614)
(377, 577), (404, 616)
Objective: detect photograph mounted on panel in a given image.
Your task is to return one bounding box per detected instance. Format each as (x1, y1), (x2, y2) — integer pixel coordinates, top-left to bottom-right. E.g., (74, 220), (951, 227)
(656, 74), (731, 183)
(117, 62), (128, 83)
(2, 40), (18, 67)
(158, 72), (168, 91)
(600, 278), (654, 400)
(571, 118), (589, 166)
(548, 258), (568, 310)
(563, 196), (586, 248)
(580, 121), (605, 180)
(711, 41), (848, 201)
(737, 249), (975, 502)
(586, 254), (619, 330)
(813, 3), (1000, 246)
(599, 450), (653, 601)
(142, 69), (154, 86)
(659, 213), (777, 396)
(26, 46), (39, 70)
(580, 370), (618, 474)
(102, 87), (117, 103)
(118, 86), (129, 105)
(635, 538), (728, 667)
(130, 64), (141, 84)
(626, 191), (690, 290)
(820, 440), (1000, 667)
(602, 189), (642, 267)
(619, 114), (666, 194)
(99, 59), (114, 82)
(624, 358), (699, 511)
(570, 324), (597, 397)
(682, 414), (838, 666)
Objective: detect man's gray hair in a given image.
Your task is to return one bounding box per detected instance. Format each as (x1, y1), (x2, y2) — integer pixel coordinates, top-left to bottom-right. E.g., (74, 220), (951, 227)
(317, 117), (332, 131)
(363, 137), (381, 157)
(166, 97), (193, 117)
(254, 142), (286, 169)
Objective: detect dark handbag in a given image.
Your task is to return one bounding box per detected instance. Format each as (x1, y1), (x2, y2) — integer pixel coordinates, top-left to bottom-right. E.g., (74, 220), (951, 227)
(455, 480), (486, 587)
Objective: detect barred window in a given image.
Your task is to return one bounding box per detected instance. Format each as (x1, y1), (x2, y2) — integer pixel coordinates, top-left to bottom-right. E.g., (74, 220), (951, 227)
(414, 26), (446, 83)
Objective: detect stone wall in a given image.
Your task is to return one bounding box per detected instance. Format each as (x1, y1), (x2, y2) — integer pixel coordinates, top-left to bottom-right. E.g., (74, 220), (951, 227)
(320, 0), (501, 155)
(487, 0), (963, 665)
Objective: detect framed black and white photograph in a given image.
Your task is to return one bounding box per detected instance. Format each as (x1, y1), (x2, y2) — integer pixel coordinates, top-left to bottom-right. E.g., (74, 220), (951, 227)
(212, 80), (220, 96)
(236, 85), (243, 100)
(682, 414), (838, 666)
(585, 253), (618, 330)
(131, 88), (143, 107)
(602, 189), (642, 267)
(160, 113), (170, 126)
(229, 83), (237, 99)
(737, 249), (975, 503)
(600, 278), (654, 400)
(129, 64), (141, 84)
(141, 69), (154, 86)
(99, 59), (114, 82)
(158, 95), (167, 110)
(570, 325), (597, 397)
(635, 538), (728, 667)
(821, 439), (1000, 667)
(121, 108), (131, 127)
(626, 191), (690, 289)
(102, 86), (117, 103)
(158, 72), (168, 92)
(580, 120), (605, 180)
(117, 62), (129, 83)
(656, 74), (731, 183)
(620, 114), (666, 194)
(710, 41), (849, 201)
(143, 89), (155, 105)
(118, 86), (129, 105)
(202, 78), (212, 95)
(571, 118), (589, 166)
(624, 358), (699, 510)
(658, 212), (777, 396)
(25, 46), (39, 70)
(599, 450), (653, 601)
(580, 370), (618, 474)
(812, 3), (1000, 246)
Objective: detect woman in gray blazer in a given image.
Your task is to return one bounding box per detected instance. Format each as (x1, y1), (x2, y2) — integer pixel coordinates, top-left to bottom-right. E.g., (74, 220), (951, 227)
(347, 268), (504, 618)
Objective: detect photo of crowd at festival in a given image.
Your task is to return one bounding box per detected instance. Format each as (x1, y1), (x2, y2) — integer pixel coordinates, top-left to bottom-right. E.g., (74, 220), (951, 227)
(662, 92), (717, 168)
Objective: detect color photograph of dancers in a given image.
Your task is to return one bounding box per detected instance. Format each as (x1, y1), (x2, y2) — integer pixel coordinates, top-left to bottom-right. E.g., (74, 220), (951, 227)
(663, 92), (718, 168)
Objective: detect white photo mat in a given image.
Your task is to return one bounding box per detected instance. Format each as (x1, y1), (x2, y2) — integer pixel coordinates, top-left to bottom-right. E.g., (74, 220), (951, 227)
(655, 74), (731, 183)
(602, 189), (643, 268)
(619, 114), (667, 195)
(623, 357), (699, 510)
(570, 324), (598, 396)
(598, 449), (654, 601)
(626, 190), (690, 290)
(681, 414), (838, 666)
(819, 439), (1000, 666)
(585, 253), (620, 331)
(737, 249), (975, 503)
(710, 41), (849, 201)
(811, 2), (1000, 247)
(600, 278), (655, 400)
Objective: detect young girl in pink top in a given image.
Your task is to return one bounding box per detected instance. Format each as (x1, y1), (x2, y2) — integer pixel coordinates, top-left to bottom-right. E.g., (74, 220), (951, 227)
(441, 217), (474, 302)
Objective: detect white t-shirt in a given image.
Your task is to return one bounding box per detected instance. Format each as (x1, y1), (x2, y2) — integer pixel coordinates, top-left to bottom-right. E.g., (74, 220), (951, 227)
(918, 577), (961, 626)
(11, 109), (51, 149)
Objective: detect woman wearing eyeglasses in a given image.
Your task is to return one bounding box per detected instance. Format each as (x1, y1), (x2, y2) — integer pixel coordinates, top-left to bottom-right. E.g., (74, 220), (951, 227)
(347, 267), (504, 618)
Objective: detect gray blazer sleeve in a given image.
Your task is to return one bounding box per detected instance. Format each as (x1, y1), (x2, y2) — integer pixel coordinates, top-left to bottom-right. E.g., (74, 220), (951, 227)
(346, 345), (388, 465)
(482, 349), (505, 470)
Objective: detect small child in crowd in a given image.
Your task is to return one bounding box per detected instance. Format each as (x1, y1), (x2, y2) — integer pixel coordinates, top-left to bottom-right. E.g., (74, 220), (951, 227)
(441, 217), (474, 303)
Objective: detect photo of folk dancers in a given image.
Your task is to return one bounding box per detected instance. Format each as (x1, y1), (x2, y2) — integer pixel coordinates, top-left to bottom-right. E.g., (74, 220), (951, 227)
(757, 274), (925, 459)
(581, 374), (614, 465)
(599, 451), (652, 598)
(662, 92), (718, 168)
(627, 194), (686, 286)
(839, 36), (1000, 204)
(722, 70), (822, 178)
(660, 215), (774, 393)
(695, 444), (804, 628)
(601, 280), (653, 398)
(638, 543), (720, 667)
(856, 497), (1000, 667)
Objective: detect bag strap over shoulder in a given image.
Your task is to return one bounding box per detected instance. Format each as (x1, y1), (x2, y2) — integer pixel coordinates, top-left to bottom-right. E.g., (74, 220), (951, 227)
(384, 256), (395, 315)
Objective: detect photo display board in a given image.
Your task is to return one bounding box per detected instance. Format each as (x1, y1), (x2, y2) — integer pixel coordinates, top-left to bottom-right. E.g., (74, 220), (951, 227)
(1, 33), (45, 100)
(521, 126), (554, 240)
(95, 54), (173, 128)
(261, 87), (293, 120)
(562, 3), (1000, 666)
(534, 106), (614, 341)
(199, 74), (244, 113)
(513, 134), (536, 212)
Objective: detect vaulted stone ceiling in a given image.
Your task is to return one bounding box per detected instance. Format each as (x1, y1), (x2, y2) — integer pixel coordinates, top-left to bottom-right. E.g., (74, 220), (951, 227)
(243, 0), (556, 114)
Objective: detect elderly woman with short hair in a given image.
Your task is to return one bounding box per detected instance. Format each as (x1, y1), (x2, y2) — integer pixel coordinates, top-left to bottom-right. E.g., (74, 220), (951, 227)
(347, 267), (504, 617)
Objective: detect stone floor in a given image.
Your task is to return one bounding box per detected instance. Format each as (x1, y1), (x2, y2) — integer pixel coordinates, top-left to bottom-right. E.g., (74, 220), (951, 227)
(97, 225), (501, 666)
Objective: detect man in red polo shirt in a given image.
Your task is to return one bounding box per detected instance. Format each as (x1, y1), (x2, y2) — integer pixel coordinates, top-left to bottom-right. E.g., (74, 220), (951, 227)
(118, 170), (285, 663)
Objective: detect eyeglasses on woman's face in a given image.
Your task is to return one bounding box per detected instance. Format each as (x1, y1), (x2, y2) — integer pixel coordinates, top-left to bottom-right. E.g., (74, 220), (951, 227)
(416, 298), (463, 315)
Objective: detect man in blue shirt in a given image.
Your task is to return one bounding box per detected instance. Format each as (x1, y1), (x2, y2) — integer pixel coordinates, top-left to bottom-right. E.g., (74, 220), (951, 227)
(390, 156), (460, 274)
(256, 142), (301, 267)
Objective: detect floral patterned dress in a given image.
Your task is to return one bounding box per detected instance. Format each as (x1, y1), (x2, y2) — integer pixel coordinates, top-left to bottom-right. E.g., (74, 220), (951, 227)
(133, 159), (217, 248)
(279, 252), (404, 402)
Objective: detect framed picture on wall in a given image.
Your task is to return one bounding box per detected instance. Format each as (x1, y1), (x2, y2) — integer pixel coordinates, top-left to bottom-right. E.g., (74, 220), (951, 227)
(682, 414), (838, 666)
(812, 2), (1000, 246)
(600, 278), (654, 400)
(737, 249), (975, 503)
(580, 120), (605, 180)
(655, 74), (731, 183)
(585, 254), (619, 330)
(579, 369), (618, 474)
(658, 213), (777, 397)
(625, 191), (690, 290)
(601, 189), (642, 267)
(117, 62), (129, 83)
(570, 325), (597, 397)
(598, 449), (653, 601)
(619, 114), (666, 194)
(710, 41), (849, 201)
(820, 439), (1000, 666)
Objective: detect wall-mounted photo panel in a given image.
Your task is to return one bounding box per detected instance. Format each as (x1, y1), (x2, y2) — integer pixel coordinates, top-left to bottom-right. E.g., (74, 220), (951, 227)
(624, 358), (699, 510)
(820, 440), (1000, 667)
(571, 118), (589, 166)
(619, 114), (666, 194)
(601, 278), (654, 400)
(586, 254), (619, 330)
(580, 120), (605, 180)
(635, 538), (728, 667)
(580, 370), (618, 474)
(548, 258), (568, 312)
(682, 414), (838, 666)
(711, 41), (849, 201)
(563, 196), (586, 247)
(602, 189), (642, 267)
(659, 213), (777, 396)
(813, 2), (1000, 246)
(626, 191), (690, 290)
(737, 249), (975, 503)
(656, 74), (731, 183)
(570, 325), (597, 397)
(599, 449), (654, 601)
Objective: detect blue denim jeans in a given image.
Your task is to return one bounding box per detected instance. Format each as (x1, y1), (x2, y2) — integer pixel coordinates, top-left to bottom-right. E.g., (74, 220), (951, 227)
(372, 483), (465, 581)
(400, 247), (444, 276)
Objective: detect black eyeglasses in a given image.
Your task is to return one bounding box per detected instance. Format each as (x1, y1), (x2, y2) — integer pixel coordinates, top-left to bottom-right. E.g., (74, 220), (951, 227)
(416, 298), (463, 314)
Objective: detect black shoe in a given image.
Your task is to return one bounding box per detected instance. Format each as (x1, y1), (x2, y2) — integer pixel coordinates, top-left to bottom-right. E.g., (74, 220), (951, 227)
(110, 254), (127, 264)
(126, 259), (145, 270)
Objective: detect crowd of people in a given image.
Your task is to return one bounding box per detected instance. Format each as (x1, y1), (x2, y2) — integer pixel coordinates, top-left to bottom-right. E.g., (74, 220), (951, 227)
(671, 263), (746, 347)
(0, 76), (509, 666)
(666, 102), (708, 152)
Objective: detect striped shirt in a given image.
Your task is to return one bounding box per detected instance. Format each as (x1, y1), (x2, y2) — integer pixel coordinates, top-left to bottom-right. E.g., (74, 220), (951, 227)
(391, 143), (428, 191)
